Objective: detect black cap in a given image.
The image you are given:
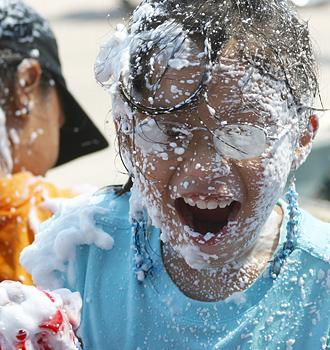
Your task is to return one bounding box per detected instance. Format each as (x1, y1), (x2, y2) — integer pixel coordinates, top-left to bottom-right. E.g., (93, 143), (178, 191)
(0, 0), (109, 166)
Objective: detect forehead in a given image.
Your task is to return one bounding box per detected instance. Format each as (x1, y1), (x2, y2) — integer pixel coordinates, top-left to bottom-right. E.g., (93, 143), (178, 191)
(207, 60), (290, 123)
(134, 39), (291, 125)
(132, 34), (207, 110)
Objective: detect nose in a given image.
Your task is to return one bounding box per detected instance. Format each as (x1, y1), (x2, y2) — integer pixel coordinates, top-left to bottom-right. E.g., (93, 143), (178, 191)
(179, 132), (232, 180)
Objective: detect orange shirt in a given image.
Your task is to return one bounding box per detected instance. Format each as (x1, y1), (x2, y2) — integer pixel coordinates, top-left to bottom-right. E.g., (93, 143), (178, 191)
(0, 172), (81, 285)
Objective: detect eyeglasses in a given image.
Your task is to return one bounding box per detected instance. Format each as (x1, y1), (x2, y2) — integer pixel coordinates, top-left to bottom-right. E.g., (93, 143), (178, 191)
(130, 117), (289, 160)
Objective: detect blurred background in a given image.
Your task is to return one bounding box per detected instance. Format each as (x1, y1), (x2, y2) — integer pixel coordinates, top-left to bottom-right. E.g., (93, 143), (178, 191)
(24, 0), (330, 216)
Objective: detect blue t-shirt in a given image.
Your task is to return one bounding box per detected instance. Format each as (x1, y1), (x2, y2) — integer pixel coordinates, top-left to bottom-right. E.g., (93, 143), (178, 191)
(23, 188), (330, 349)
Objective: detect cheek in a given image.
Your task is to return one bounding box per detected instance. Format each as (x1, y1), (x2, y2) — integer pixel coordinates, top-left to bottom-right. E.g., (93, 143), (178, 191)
(134, 170), (174, 232)
(233, 134), (294, 222)
(258, 135), (295, 202)
(132, 158), (182, 237)
(122, 133), (174, 222)
(128, 136), (183, 182)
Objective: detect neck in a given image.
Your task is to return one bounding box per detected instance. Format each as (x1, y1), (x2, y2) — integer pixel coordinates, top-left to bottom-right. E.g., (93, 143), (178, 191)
(162, 205), (283, 302)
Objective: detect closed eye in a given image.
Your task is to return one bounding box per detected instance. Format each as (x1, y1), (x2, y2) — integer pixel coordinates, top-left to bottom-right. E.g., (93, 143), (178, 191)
(160, 124), (190, 139)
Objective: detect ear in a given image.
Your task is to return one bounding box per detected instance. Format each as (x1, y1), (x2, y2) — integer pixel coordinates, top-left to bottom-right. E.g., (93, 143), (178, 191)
(291, 115), (318, 170)
(114, 117), (130, 150)
(113, 116), (135, 175)
(15, 58), (41, 118)
(113, 118), (119, 133)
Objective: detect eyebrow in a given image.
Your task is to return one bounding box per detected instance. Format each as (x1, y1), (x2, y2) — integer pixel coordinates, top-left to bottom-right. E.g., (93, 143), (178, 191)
(210, 106), (259, 119)
(234, 101), (263, 114)
(236, 104), (278, 122)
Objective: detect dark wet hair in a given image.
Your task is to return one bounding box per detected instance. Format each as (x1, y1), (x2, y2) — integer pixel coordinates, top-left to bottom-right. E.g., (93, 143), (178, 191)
(120, 0), (317, 111)
(116, 0), (319, 194)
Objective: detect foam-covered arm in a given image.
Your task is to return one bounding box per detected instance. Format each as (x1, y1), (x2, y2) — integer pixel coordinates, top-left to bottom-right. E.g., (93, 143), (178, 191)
(20, 192), (113, 291)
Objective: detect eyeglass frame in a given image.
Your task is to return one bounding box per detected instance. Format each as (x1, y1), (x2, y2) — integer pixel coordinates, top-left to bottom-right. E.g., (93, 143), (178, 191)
(124, 115), (297, 161)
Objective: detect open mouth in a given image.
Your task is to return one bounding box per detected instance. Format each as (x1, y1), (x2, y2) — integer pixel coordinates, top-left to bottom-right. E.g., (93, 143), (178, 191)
(175, 196), (241, 242)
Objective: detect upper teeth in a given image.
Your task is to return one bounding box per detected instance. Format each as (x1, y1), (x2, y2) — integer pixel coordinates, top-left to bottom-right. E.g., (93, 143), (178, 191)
(183, 197), (232, 210)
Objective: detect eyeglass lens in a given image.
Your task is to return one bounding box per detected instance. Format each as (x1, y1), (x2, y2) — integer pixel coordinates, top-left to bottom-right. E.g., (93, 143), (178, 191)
(134, 119), (268, 160)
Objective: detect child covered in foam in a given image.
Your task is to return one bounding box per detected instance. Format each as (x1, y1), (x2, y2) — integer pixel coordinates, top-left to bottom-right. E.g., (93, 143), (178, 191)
(16, 0), (330, 348)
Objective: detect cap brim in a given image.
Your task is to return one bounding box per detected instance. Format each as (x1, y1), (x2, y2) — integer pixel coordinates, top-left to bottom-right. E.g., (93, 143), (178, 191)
(54, 81), (109, 167)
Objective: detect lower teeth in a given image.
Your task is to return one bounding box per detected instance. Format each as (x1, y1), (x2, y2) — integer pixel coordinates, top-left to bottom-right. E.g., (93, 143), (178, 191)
(184, 225), (199, 237)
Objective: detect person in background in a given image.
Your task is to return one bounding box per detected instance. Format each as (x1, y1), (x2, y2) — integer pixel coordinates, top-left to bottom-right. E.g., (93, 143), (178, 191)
(0, 0), (108, 284)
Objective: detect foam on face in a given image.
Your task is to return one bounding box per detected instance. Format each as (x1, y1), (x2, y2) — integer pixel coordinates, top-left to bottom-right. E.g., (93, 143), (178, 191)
(98, 3), (309, 271)
(124, 58), (298, 270)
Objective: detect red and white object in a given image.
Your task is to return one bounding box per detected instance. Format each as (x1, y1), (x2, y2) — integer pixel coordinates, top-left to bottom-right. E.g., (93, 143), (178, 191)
(0, 281), (82, 350)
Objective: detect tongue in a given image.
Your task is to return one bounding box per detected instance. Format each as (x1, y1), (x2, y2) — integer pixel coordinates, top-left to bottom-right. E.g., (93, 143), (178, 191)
(194, 218), (228, 235)
(188, 205), (231, 235)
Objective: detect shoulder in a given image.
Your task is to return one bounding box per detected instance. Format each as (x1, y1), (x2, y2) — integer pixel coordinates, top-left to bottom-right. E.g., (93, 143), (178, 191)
(37, 186), (131, 230)
(298, 207), (330, 256)
(279, 199), (330, 260)
(20, 186), (131, 290)
(91, 186), (131, 228)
